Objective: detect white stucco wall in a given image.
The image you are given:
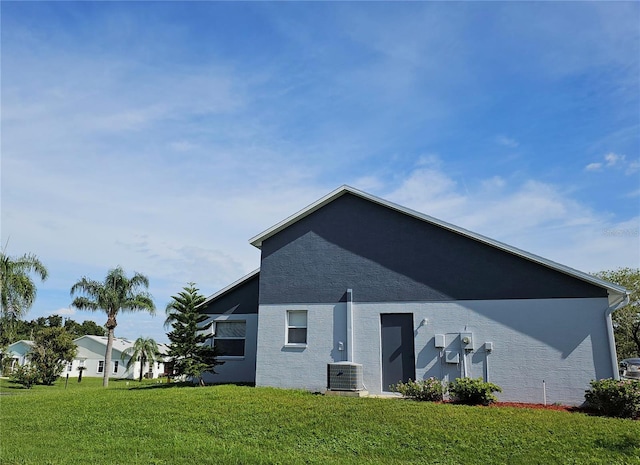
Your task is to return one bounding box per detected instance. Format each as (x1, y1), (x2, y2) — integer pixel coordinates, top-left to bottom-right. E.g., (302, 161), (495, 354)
(73, 337), (166, 380)
(255, 297), (614, 405)
(74, 340), (135, 379)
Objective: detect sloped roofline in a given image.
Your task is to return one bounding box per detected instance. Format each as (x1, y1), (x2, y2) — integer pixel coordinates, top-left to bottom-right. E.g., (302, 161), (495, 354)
(248, 185), (628, 303)
(74, 334), (132, 344)
(74, 334), (170, 355)
(199, 268), (260, 308)
(7, 340), (34, 348)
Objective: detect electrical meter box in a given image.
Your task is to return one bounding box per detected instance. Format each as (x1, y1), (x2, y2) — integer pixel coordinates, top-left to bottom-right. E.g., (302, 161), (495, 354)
(434, 334), (445, 348)
(460, 332), (474, 350)
(445, 350), (460, 364)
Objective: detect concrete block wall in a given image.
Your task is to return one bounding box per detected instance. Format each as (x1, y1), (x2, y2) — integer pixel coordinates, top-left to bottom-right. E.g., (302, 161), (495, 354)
(255, 297), (613, 405)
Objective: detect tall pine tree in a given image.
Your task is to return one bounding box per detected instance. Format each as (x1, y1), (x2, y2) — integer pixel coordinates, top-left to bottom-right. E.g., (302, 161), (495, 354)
(165, 283), (222, 384)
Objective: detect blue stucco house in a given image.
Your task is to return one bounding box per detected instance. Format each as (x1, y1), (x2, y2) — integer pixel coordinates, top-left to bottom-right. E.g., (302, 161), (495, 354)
(199, 185), (629, 404)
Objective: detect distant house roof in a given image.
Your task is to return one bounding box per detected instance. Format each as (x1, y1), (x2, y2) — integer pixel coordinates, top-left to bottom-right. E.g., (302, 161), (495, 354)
(8, 340), (34, 347)
(74, 335), (170, 356)
(5, 340), (34, 354)
(248, 185), (628, 305)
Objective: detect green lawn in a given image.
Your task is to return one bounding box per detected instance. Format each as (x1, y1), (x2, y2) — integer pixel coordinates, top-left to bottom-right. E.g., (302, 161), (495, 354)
(1, 377), (638, 465)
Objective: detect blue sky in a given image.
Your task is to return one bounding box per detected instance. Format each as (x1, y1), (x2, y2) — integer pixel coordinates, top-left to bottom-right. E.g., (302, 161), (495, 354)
(2, 2), (638, 343)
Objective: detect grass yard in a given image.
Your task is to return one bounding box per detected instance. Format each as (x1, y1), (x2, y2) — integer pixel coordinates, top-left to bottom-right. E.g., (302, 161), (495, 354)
(0, 377), (638, 465)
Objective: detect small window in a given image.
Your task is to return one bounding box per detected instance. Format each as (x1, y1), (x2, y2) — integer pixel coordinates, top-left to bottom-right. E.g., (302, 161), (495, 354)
(287, 310), (307, 345)
(97, 360), (104, 373)
(67, 362), (73, 372)
(214, 321), (246, 357)
(113, 361), (119, 374)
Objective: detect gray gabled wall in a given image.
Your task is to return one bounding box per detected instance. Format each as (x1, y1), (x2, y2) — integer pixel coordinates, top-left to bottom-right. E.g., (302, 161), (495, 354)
(259, 193), (606, 304)
(201, 273), (259, 315)
(198, 273), (259, 384)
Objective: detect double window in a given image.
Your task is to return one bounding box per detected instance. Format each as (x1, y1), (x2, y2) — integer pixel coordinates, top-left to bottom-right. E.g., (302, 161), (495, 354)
(213, 321), (246, 357)
(97, 360), (119, 374)
(286, 310), (307, 345)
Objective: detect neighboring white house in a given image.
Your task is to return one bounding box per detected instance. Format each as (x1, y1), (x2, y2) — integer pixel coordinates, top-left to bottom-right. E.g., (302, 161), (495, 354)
(3, 340), (34, 373)
(71, 335), (169, 380)
(2, 335), (170, 380)
(199, 185), (630, 405)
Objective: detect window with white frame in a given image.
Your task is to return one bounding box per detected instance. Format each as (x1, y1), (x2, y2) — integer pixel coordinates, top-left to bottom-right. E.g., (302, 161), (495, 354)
(113, 361), (119, 374)
(286, 310), (307, 345)
(67, 362), (73, 372)
(213, 321), (246, 357)
(97, 360), (104, 373)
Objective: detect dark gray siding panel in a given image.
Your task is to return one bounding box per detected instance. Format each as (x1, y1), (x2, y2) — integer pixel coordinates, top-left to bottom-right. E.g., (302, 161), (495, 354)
(259, 194), (607, 304)
(201, 274), (259, 314)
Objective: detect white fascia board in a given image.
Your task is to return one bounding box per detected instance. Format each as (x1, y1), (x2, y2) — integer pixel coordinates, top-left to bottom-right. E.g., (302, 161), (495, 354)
(249, 185), (350, 248)
(247, 185), (628, 302)
(198, 268), (260, 309)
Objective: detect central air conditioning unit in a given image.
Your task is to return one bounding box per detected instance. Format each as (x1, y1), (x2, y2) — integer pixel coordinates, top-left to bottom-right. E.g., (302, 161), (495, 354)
(327, 362), (363, 391)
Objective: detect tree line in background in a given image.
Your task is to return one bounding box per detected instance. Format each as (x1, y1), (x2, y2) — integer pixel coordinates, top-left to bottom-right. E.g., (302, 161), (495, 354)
(2, 250), (223, 387)
(0, 315), (105, 347)
(2, 248), (638, 388)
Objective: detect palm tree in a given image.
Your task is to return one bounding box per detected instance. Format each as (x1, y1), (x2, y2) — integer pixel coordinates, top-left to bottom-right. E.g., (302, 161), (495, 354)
(70, 266), (155, 387)
(122, 337), (161, 381)
(0, 251), (48, 343)
(0, 251), (49, 320)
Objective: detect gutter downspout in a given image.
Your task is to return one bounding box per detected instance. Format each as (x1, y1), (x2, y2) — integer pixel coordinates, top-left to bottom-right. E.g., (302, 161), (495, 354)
(606, 292), (630, 380)
(346, 289), (353, 363)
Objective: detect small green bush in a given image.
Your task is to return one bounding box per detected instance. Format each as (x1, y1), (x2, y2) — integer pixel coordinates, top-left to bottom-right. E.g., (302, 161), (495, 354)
(10, 365), (40, 389)
(584, 378), (640, 419)
(448, 377), (502, 405)
(392, 377), (445, 401)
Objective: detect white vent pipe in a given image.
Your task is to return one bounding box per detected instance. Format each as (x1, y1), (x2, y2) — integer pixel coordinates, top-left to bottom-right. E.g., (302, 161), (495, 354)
(346, 289), (353, 362)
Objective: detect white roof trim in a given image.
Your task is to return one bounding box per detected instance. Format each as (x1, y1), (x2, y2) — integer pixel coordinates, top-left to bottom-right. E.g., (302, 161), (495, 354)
(199, 268), (260, 308)
(73, 334), (170, 355)
(248, 185), (627, 301)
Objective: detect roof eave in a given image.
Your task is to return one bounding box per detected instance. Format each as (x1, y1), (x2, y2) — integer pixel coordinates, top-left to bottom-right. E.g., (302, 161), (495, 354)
(198, 268), (260, 308)
(249, 185), (352, 248)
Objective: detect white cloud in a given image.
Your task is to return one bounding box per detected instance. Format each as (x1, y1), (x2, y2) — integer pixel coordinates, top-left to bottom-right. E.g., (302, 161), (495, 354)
(626, 160), (640, 175)
(604, 152), (625, 166)
(481, 176), (506, 190)
(352, 176), (385, 192)
(585, 153), (639, 175)
(415, 154), (442, 167)
(382, 164), (639, 273)
(626, 189), (640, 198)
(50, 307), (75, 316)
(496, 135), (519, 148)
(169, 140), (199, 152)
